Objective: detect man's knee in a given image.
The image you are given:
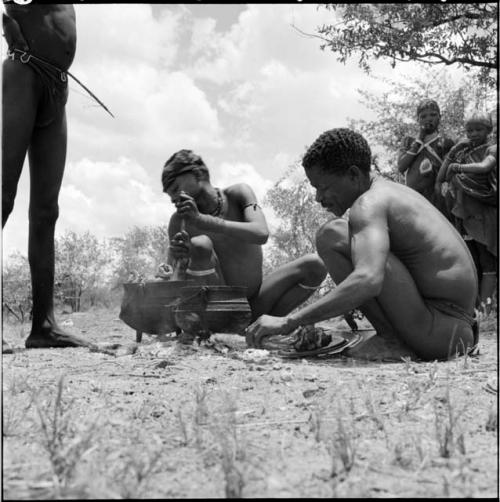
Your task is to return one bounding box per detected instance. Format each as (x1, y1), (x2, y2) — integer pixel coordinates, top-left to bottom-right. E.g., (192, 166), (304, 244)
(29, 204), (59, 227)
(299, 253), (327, 285)
(190, 235), (215, 262)
(315, 218), (349, 258)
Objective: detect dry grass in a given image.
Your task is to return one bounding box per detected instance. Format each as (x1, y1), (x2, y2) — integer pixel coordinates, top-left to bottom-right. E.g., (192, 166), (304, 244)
(432, 379), (467, 459)
(328, 408), (357, 480)
(2, 307), (498, 498)
(34, 376), (100, 495)
(110, 435), (164, 499)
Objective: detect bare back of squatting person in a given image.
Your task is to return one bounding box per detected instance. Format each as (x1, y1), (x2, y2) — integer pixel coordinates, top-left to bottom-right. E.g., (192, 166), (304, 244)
(162, 150), (327, 321)
(246, 129), (478, 361)
(2, 4), (91, 349)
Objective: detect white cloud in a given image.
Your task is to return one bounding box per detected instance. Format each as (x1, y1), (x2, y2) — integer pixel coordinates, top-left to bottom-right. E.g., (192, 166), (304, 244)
(73, 4), (180, 68)
(211, 162), (274, 205)
(3, 3), (480, 261)
(58, 157), (172, 241)
(67, 6), (224, 183)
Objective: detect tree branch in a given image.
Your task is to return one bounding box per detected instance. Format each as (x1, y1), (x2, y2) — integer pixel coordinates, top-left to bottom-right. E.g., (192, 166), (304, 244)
(422, 11), (488, 29)
(290, 23), (330, 42)
(416, 51), (497, 69)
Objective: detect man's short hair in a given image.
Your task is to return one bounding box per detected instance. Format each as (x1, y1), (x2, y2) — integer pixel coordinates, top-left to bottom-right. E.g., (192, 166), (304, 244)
(302, 128), (372, 175)
(417, 99), (440, 117)
(465, 110), (493, 132)
(162, 149), (209, 191)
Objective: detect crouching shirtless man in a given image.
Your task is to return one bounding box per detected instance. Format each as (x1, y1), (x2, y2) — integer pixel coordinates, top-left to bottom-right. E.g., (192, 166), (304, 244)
(162, 149), (327, 322)
(3, 4), (91, 349)
(247, 129), (478, 361)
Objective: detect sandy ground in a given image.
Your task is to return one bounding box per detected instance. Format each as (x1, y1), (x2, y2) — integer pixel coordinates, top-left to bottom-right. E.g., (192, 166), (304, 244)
(2, 308), (498, 499)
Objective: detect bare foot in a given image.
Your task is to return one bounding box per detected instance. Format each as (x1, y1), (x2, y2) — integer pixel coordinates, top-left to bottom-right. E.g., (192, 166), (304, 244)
(25, 326), (95, 349)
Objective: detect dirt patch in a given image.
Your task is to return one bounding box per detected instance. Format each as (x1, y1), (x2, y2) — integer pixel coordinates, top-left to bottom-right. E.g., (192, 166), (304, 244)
(2, 308), (498, 498)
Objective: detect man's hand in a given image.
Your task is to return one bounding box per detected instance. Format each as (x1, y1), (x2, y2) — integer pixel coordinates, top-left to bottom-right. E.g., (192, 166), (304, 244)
(168, 230), (190, 260)
(245, 315), (296, 348)
(174, 192), (200, 222)
(411, 138), (423, 150)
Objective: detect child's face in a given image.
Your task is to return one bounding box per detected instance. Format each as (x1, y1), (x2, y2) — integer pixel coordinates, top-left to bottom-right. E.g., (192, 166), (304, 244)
(164, 172), (200, 202)
(465, 122), (489, 146)
(418, 108), (440, 134)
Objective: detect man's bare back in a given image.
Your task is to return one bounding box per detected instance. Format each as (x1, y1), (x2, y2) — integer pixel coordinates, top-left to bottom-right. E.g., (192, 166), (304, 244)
(4, 4), (76, 69)
(354, 178), (477, 311)
(247, 129), (477, 360)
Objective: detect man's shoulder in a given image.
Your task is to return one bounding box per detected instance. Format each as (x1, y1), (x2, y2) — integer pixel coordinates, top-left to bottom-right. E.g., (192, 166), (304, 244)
(350, 179), (393, 220)
(224, 182), (257, 199)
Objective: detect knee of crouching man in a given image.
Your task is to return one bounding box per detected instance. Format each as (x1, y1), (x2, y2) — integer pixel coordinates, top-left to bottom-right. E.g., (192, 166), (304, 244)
(189, 234), (215, 261)
(302, 253), (327, 284)
(315, 218), (349, 257)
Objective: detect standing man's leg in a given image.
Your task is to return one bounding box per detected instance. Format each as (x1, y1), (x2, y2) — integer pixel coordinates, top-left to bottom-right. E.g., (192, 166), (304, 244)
(2, 62), (37, 353)
(24, 108), (91, 348)
(2, 61), (37, 226)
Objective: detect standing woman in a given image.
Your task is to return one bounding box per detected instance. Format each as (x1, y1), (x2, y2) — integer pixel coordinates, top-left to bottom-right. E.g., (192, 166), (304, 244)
(397, 99), (455, 217)
(437, 111), (497, 313)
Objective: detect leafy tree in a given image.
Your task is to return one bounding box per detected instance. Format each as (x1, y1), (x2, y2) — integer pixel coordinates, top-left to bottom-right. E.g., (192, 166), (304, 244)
(262, 164), (339, 300)
(2, 251), (31, 323)
(313, 3), (497, 88)
(111, 224), (170, 285)
(347, 68), (497, 175)
(264, 165), (331, 272)
(54, 230), (113, 312)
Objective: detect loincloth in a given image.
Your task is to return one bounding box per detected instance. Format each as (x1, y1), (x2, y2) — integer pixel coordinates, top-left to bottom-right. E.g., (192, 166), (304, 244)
(427, 299), (478, 354)
(7, 48), (69, 127)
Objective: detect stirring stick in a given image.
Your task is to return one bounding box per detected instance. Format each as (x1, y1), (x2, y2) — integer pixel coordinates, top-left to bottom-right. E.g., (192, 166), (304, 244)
(171, 218), (186, 281)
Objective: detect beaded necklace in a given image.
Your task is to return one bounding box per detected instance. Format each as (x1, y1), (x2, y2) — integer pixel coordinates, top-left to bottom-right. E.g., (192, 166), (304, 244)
(209, 188), (224, 217)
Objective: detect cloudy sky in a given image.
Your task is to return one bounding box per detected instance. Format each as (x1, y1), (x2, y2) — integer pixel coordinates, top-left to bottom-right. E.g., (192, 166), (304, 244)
(3, 3), (439, 258)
